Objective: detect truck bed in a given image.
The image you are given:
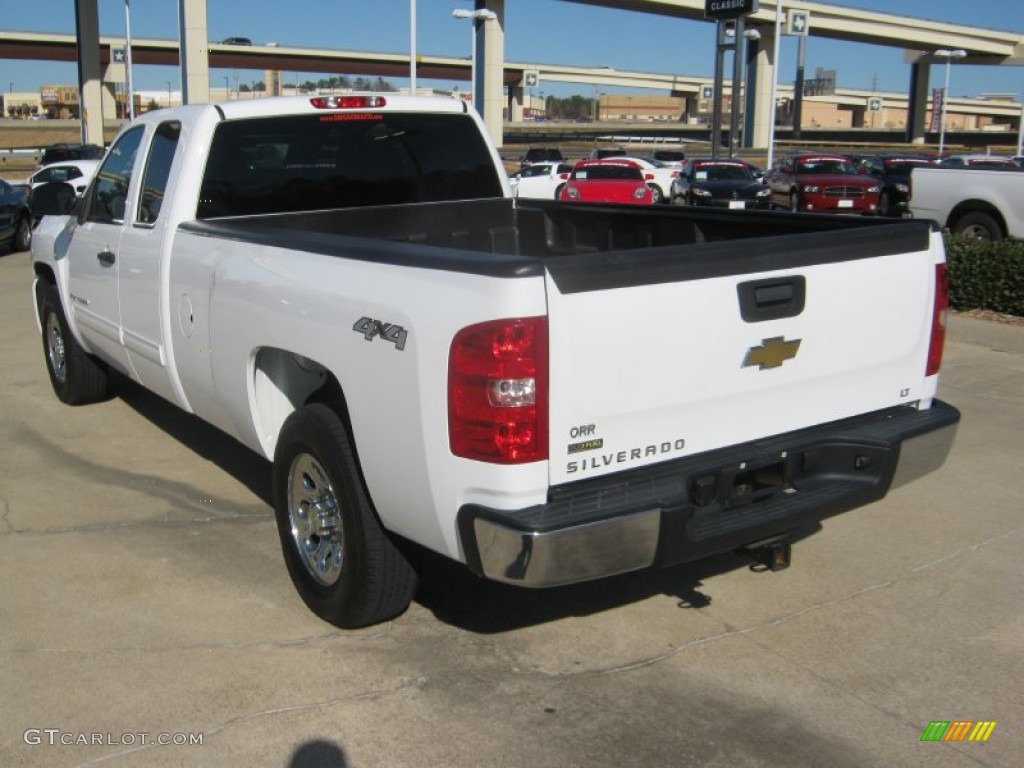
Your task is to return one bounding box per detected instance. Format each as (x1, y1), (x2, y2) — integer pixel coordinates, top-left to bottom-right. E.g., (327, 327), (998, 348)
(180, 198), (935, 285)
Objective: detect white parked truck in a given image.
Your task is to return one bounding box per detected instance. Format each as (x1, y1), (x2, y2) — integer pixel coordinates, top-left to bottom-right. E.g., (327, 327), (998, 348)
(909, 164), (1024, 240)
(31, 95), (959, 627)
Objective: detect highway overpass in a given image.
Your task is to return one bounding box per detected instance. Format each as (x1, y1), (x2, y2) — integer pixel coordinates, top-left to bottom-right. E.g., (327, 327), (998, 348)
(2, 0), (1021, 147)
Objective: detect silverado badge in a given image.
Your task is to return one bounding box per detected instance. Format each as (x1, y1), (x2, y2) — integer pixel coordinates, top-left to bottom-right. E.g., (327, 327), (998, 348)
(743, 336), (801, 370)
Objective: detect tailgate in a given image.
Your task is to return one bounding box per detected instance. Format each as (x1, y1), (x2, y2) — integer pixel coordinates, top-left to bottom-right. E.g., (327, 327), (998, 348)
(543, 226), (941, 486)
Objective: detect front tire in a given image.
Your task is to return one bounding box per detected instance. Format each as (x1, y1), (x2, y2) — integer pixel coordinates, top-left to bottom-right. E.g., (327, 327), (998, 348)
(878, 192), (892, 217)
(273, 403), (417, 628)
(14, 215), (31, 252)
(38, 283), (113, 405)
(789, 191), (800, 212)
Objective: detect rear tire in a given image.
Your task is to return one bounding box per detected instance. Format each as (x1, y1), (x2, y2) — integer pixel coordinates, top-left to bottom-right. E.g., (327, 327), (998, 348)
(952, 211), (1001, 240)
(554, 184), (565, 200)
(789, 191), (800, 212)
(38, 283), (113, 405)
(648, 184), (663, 204)
(273, 403), (418, 628)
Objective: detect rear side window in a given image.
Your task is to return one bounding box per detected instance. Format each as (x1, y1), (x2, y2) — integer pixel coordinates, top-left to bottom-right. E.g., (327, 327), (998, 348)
(137, 121), (181, 225)
(197, 112), (504, 218)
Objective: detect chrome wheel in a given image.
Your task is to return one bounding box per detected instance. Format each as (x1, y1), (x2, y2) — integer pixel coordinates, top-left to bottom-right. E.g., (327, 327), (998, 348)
(46, 312), (68, 385)
(287, 453), (344, 586)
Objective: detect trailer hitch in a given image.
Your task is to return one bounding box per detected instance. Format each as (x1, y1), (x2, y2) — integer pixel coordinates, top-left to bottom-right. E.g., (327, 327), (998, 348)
(741, 537), (792, 572)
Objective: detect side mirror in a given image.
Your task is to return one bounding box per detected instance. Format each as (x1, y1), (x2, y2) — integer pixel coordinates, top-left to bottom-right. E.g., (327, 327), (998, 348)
(30, 182), (78, 216)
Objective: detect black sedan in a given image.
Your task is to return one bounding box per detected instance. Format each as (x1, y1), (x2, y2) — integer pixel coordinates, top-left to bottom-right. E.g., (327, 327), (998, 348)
(670, 159), (771, 209)
(0, 178), (32, 253)
(852, 155), (932, 217)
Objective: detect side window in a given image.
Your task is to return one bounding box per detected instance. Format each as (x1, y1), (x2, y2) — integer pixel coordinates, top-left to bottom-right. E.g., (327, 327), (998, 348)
(87, 126), (144, 224)
(137, 121), (182, 225)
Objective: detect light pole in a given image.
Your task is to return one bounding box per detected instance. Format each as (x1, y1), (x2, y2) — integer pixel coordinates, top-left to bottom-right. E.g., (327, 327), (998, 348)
(935, 49), (966, 159)
(124, 0), (135, 120)
(166, 81), (172, 109)
(224, 76), (230, 100)
(766, 1), (784, 169)
(452, 7), (497, 116)
(410, 0), (417, 94)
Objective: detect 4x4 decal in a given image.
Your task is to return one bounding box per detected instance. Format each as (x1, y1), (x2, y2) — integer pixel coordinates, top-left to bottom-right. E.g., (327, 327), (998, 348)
(352, 317), (408, 351)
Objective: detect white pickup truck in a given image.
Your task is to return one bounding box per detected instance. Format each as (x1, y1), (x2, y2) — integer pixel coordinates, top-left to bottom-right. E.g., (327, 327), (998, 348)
(30, 95), (959, 627)
(909, 165), (1024, 240)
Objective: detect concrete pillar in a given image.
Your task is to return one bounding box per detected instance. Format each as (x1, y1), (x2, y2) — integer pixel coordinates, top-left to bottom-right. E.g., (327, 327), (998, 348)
(905, 60), (930, 144)
(478, 0), (505, 147)
(178, 0), (210, 104)
(101, 82), (119, 121)
(74, 0), (104, 145)
(508, 84), (524, 123)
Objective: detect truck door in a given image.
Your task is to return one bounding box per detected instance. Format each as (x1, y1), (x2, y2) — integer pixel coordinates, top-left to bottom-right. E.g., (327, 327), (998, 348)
(116, 120), (186, 407)
(66, 126), (146, 374)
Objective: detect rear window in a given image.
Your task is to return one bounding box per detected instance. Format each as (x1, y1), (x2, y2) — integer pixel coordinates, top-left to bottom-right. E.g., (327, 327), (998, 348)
(197, 112), (504, 218)
(573, 164), (642, 181)
(523, 148), (563, 163)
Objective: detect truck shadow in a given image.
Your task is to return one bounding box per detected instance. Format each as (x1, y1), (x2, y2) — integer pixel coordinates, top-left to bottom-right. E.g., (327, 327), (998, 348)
(115, 376), (274, 507)
(412, 524), (823, 634)
(115, 376), (822, 634)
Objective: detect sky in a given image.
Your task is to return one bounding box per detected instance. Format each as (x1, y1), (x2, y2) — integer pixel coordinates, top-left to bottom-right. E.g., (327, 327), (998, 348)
(2, 0), (1022, 100)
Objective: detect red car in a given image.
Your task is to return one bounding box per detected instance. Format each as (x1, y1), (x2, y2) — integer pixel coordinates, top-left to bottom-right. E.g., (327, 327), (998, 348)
(559, 160), (653, 205)
(765, 154), (880, 214)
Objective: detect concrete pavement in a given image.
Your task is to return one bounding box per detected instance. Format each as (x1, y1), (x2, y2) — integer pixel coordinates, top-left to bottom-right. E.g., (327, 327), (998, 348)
(0, 247), (1020, 767)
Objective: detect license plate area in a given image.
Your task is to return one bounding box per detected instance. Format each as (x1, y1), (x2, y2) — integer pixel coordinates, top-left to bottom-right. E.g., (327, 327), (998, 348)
(728, 200), (746, 209)
(690, 458), (796, 510)
(837, 199), (854, 208)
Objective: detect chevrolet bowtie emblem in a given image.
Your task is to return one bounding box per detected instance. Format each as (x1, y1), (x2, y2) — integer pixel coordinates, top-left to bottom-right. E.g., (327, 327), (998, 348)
(743, 336), (801, 370)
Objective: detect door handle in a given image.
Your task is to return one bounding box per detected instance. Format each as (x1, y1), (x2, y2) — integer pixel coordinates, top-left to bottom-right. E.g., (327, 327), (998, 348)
(97, 250), (116, 266)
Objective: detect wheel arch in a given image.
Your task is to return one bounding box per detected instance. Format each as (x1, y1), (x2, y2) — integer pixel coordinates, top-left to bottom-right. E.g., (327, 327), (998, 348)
(947, 200), (1007, 238)
(250, 346), (353, 460)
(32, 262), (59, 332)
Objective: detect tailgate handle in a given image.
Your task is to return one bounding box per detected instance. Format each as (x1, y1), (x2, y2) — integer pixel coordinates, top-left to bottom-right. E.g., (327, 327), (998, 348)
(737, 276), (806, 323)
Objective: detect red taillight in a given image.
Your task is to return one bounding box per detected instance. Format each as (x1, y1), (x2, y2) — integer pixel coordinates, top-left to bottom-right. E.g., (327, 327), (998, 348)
(926, 263), (949, 376)
(310, 96), (387, 109)
(449, 317), (548, 464)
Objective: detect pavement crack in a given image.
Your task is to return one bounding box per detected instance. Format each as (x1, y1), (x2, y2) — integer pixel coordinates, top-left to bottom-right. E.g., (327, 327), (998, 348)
(0, 494), (12, 533)
(10, 625), (397, 656)
(569, 523), (1023, 679)
(5, 511), (271, 535)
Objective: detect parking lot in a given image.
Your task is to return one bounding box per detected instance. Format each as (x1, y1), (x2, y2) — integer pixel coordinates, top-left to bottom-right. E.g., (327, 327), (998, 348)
(0, 246), (1021, 767)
